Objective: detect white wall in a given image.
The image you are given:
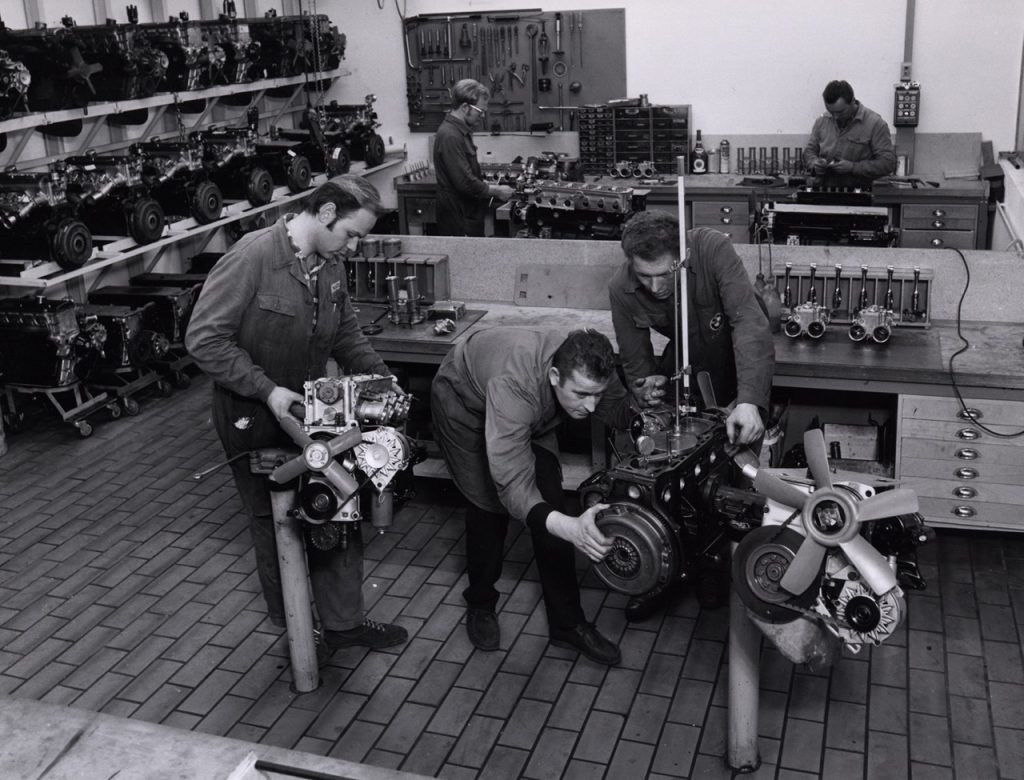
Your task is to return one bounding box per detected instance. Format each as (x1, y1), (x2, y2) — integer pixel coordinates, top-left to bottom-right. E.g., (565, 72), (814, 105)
(317, 0), (1024, 160)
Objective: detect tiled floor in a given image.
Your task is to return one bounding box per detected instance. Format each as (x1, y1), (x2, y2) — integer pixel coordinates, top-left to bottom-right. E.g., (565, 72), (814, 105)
(1, 375), (1023, 779)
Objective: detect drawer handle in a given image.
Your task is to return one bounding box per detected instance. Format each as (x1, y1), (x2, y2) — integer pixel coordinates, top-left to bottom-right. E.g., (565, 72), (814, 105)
(956, 407), (982, 421)
(719, 206), (733, 214)
(956, 448), (979, 460)
(955, 467), (978, 480)
(932, 220), (945, 228)
(956, 428), (980, 440)
(930, 238), (944, 247)
(953, 486), (977, 499)
(414, 208), (424, 215)
(932, 209), (946, 217)
(952, 505), (976, 518)
(721, 217), (732, 224)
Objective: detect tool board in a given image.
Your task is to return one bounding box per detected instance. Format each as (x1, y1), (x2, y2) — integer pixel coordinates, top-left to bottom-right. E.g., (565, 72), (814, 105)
(404, 8), (627, 134)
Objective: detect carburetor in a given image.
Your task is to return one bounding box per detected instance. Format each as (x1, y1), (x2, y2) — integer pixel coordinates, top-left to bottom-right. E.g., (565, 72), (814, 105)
(783, 302), (830, 339)
(849, 304), (895, 344)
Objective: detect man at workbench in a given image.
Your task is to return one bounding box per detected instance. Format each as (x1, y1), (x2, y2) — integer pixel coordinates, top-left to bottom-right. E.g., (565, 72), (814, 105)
(433, 78), (516, 236)
(185, 177), (408, 653)
(803, 79), (897, 189)
(609, 211), (775, 619)
(431, 328), (633, 664)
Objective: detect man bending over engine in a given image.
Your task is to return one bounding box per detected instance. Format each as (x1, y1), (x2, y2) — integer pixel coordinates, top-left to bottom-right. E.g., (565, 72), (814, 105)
(431, 328), (632, 665)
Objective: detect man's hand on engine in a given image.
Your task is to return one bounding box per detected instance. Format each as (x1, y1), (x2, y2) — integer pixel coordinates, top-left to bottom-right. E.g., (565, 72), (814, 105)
(546, 506), (614, 562)
(267, 386), (305, 421)
(726, 402), (764, 446)
(632, 375), (668, 408)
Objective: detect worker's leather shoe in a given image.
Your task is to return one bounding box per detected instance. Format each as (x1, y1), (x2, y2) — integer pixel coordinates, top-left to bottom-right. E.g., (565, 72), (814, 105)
(466, 608), (500, 651)
(324, 619), (407, 651)
(549, 623), (621, 665)
(625, 583), (678, 622)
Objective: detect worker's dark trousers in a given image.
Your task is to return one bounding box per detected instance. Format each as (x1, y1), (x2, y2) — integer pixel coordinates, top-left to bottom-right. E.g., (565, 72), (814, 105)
(212, 385), (363, 631)
(462, 445), (586, 632)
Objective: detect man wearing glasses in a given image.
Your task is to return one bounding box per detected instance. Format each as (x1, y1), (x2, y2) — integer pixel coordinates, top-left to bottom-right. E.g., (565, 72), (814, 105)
(433, 79), (515, 236)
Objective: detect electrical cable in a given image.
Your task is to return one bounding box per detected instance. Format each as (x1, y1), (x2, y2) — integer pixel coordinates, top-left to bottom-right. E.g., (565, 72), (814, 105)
(945, 246), (1024, 438)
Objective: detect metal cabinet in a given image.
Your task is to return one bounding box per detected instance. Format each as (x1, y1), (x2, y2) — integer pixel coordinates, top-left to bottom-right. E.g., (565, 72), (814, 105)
(897, 393), (1024, 531)
(690, 197), (752, 243)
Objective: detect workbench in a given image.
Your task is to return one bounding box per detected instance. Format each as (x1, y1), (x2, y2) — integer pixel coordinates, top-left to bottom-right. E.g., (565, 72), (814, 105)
(366, 299), (1024, 533)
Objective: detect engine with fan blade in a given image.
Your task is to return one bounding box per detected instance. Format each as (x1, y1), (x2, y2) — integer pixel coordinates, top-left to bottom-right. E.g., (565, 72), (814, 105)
(259, 373), (414, 552)
(732, 427), (933, 649)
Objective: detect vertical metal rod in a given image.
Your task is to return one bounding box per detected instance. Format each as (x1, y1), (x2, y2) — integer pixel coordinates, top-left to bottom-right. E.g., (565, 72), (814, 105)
(673, 176), (691, 430)
(727, 569), (762, 771)
(269, 490), (319, 693)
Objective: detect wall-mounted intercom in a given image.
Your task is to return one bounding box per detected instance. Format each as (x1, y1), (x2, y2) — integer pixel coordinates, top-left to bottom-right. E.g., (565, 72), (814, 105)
(893, 81), (921, 127)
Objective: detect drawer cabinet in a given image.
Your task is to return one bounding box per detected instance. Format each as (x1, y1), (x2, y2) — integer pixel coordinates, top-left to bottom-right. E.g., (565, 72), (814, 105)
(690, 198), (751, 243)
(898, 203), (978, 249)
(400, 196), (437, 234)
(897, 394), (1024, 531)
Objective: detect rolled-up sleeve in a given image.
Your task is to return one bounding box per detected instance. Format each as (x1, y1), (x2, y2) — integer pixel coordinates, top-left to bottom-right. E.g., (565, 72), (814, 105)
(185, 244), (276, 402)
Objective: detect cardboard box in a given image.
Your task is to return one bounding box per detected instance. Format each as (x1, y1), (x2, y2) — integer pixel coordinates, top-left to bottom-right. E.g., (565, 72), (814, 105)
(822, 423), (882, 462)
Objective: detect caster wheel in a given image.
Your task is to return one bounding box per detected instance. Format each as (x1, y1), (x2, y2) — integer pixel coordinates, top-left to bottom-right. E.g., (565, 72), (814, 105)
(76, 421), (93, 438)
(129, 197), (165, 244)
(172, 371), (191, 389)
(108, 403), (122, 420)
(50, 218), (93, 270)
(3, 411), (25, 434)
(286, 154), (312, 193)
(365, 133), (386, 168)
(246, 167), (274, 206)
(123, 398), (140, 416)
(190, 180), (223, 224)
(156, 380), (173, 397)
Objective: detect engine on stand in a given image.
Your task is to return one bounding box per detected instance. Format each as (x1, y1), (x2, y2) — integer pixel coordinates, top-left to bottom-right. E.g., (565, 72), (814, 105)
(257, 374), (415, 554)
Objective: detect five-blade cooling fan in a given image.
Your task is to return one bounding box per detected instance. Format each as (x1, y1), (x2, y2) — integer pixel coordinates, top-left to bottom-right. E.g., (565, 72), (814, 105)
(751, 428), (920, 598)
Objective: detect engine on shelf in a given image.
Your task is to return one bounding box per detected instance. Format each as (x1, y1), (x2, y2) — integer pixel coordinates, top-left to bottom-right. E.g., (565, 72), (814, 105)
(193, 127), (274, 207)
(0, 296), (105, 386)
(0, 48), (30, 119)
(131, 138), (224, 224)
(0, 170), (93, 268)
(57, 152), (165, 246)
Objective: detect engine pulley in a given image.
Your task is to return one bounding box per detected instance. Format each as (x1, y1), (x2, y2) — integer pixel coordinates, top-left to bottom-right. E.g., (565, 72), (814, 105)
(593, 501), (679, 596)
(732, 525), (820, 623)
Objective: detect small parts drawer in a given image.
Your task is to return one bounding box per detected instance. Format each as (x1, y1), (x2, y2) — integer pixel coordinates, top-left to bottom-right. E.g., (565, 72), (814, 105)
(918, 496), (1024, 531)
(899, 456), (1024, 487)
(902, 203), (977, 221)
(692, 201), (745, 223)
(903, 475), (1024, 505)
(899, 418), (1024, 448)
(901, 395), (1024, 427)
(899, 438), (1024, 467)
(404, 197), (436, 225)
(899, 230), (976, 249)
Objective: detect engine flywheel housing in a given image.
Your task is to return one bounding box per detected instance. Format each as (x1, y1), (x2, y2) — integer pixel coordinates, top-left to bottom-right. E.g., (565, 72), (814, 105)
(732, 525), (820, 624)
(594, 501), (679, 596)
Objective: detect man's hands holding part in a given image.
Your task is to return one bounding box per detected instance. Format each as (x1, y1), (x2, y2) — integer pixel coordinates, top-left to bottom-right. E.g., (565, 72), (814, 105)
(546, 506), (613, 563)
(726, 402), (764, 446)
(632, 375), (668, 408)
(267, 386), (305, 421)
(490, 184), (516, 201)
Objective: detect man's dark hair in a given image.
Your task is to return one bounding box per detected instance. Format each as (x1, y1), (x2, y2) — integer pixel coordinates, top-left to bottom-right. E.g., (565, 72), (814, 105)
(302, 176), (384, 218)
(621, 210), (680, 262)
(822, 80), (855, 105)
(552, 329), (617, 384)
